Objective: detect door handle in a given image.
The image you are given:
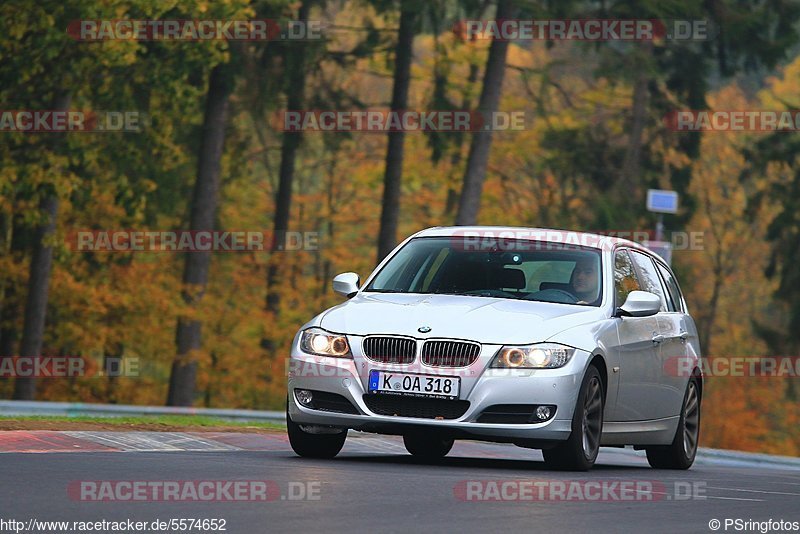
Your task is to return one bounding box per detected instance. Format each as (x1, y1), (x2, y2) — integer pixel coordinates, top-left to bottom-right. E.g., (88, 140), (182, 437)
(652, 334), (665, 344)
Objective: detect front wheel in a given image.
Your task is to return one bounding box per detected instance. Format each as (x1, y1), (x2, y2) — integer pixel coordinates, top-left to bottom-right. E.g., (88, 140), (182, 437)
(542, 365), (604, 471)
(403, 434), (454, 460)
(287, 405), (347, 459)
(646, 378), (700, 469)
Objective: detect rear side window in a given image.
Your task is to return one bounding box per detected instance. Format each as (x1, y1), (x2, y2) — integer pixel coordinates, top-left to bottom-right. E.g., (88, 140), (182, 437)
(629, 250), (668, 312)
(614, 249), (641, 308)
(656, 262), (684, 312)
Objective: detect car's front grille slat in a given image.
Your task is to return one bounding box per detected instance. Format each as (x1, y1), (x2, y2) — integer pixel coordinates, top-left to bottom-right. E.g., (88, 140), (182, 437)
(422, 340), (481, 367)
(363, 394), (469, 419)
(363, 336), (416, 364)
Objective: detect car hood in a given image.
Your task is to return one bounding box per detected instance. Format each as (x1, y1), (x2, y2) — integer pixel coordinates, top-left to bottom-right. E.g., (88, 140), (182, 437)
(318, 293), (604, 345)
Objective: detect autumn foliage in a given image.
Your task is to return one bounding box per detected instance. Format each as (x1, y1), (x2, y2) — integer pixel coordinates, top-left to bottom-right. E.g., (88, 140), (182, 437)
(1, 0), (799, 455)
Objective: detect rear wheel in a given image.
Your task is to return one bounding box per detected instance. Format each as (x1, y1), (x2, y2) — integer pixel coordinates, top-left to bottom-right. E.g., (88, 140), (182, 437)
(646, 378), (700, 469)
(403, 434), (454, 460)
(287, 405), (347, 459)
(542, 365), (604, 471)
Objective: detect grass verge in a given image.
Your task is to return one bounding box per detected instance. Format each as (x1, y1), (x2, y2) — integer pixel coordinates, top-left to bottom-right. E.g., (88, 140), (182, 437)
(0, 414), (285, 433)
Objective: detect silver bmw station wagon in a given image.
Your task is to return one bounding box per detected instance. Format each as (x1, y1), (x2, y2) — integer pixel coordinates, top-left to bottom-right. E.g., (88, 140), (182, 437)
(287, 227), (702, 470)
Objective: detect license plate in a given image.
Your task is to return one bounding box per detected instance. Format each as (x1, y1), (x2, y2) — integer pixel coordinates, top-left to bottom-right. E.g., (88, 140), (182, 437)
(368, 370), (460, 399)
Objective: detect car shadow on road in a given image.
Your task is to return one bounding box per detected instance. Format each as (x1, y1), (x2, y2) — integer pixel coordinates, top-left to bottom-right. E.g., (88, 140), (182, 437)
(300, 454), (653, 472)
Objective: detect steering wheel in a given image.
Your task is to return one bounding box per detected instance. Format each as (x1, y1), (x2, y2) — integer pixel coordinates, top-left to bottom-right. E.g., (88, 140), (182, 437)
(526, 288), (579, 304)
(548, 289), (579, 303)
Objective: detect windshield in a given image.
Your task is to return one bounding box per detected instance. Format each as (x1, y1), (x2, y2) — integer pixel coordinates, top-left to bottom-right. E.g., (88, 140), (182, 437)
(365, 236), (603, 306)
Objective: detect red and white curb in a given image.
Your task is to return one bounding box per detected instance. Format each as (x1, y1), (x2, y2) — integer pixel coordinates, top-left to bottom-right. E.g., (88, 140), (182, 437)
(0, 431), (508, 457)
(0, 431), (287, 453)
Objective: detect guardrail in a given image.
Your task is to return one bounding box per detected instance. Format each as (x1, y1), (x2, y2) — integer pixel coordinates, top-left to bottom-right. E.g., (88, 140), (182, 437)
(0, 400), (285, 423)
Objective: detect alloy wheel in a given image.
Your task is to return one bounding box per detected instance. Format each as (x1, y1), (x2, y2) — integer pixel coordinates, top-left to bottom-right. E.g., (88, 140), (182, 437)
(581, 376), (603, 458)
(682, 381), (700, 457)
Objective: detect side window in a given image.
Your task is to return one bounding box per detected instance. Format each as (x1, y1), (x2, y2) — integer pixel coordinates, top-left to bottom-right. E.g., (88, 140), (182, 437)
(656, 262), (684, 313)
(629, 251), (668, 312)
(614, 249), (641, 308)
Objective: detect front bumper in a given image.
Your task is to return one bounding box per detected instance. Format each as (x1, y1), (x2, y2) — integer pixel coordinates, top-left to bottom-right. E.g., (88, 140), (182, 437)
(287, 342), (588, 442)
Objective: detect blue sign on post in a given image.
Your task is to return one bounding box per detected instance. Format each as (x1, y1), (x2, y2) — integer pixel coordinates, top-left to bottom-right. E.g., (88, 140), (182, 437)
(646, 189), (679, 214)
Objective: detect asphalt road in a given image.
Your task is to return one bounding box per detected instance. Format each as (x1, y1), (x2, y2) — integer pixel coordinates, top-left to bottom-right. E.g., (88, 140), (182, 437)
(1, 433), (799, 534)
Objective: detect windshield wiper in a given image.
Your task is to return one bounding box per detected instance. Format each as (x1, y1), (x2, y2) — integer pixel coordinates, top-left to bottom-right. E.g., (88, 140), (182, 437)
(424, 290), (523, 299)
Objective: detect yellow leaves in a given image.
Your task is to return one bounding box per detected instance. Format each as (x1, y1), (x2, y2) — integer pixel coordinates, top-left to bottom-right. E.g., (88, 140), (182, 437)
(676, 79), (797, 454)
(4, 6), (792, 452)
(702, 377), (800, 456)
(759, 56), (800, 109)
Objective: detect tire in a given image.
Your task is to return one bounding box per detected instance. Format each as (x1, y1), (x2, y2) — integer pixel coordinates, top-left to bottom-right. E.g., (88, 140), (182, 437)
(646, 377), (700, 470)
(542, 365), (604, 471)
(287, 404), (347, 459)
(403, 434), (454, 460)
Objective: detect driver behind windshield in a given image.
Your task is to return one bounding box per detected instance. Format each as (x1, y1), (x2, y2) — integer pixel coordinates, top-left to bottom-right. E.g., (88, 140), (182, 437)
(570, 257), (600, 304)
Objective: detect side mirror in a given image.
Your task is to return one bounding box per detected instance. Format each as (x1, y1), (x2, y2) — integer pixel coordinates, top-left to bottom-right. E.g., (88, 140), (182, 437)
(615, 290), (661, 318)
(332, 272), (360, 298)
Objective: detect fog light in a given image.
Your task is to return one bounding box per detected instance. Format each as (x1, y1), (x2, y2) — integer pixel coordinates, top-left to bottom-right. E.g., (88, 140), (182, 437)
(296, 389), (313, 406)
(535, 405), (552, 421)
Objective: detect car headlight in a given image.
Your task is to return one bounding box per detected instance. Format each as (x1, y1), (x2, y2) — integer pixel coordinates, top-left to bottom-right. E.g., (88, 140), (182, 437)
(300, 328), (352, 358)
(490, 343), (575, 369)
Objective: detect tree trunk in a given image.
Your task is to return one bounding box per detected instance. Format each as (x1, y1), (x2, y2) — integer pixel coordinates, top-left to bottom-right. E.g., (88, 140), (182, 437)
(618, 43), (652, 196)
(102, 342), (123, 404)
(0, 283), (17, 362)
(12, 195), (59, 400)
(265, 0), (312, 319)
(701, 271), (722, 355)
(166, 63), (233, 406)
(12, 91), (70, 400)
(444, 61), (480, 219)
(0, 216), (20, 385)
(376, 0), (417, 262)
(455, 0), (517, 226)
